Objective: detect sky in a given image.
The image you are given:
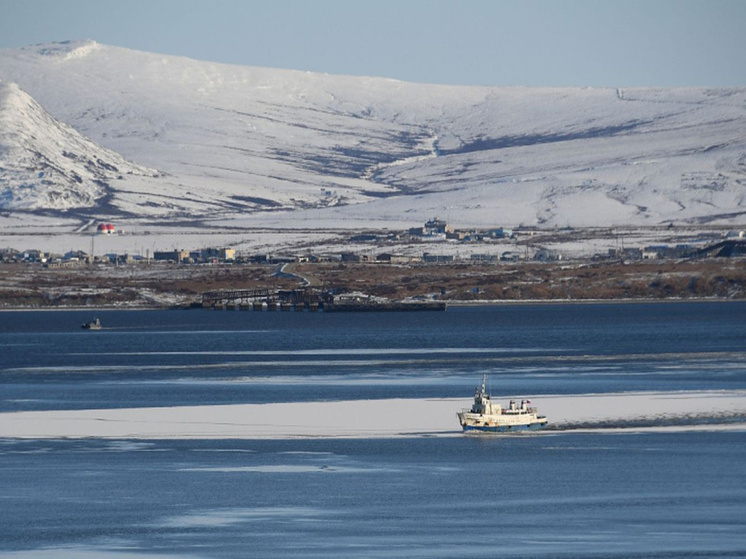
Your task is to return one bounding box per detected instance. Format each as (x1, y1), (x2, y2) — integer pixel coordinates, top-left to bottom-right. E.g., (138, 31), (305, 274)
(1, 0), (745, 87)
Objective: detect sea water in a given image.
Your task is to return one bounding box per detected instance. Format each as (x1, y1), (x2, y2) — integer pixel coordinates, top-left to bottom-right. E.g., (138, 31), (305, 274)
(1, 302), (745, 557)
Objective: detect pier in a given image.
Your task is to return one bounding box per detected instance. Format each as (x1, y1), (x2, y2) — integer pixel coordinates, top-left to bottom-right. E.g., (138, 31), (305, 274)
(197, 288), (446, 312)
(200, 288), (273, 307)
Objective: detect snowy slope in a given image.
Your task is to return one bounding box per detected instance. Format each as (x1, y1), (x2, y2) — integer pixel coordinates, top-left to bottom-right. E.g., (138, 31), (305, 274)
(0, 81), (159, 211)
(0, 40), (744, 227)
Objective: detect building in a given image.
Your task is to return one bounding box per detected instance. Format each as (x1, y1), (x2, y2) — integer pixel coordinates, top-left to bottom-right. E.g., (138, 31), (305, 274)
(423, 252), (454, 263)
(20, 249), (50, 263)
(533, 249), (561, 262)
(201, 247), (236, 262)
(97, 223), (116, 235)
(340, 252), (371, 262)
(696, 240), (746, 258)
(487, 227), (513, 239)
(424, 218), (453, 236)
(500, 251), (522, 262)
(0, 248), (20, 263)
(153, 250), (190, 263)
(376, 254), (421, 264)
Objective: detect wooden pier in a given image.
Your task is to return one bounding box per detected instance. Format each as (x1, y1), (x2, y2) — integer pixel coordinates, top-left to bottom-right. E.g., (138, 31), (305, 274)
(197, 288), (446, 312)
(200, 288), (324, 311)
(200, 288), (272, 306)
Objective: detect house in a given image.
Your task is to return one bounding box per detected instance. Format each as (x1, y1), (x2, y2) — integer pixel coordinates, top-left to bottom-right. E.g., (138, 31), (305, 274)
(470, 253), (497, 262)
(0, 248), (20, 263)
(63, 250), (89, 262)
(533, 249), (561, 262)
(500, 251), (522, 262)
(376, 254), (421, 264)
(606, 247), (643, 261)
(341, 252), (370, 262)
(423, 252), (454, 263)
(153, 250), (191, 263)
(487, 227), (513, 239)
(424, 218), (453, 236)
(196, 247), (236, 262)
(114, 253), (138, 265)
(22, 249), (48, 263)
(642, 245), (671, 259)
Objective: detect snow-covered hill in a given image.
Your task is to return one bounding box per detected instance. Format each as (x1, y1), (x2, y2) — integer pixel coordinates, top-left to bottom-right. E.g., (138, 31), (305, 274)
(0, 40), (744, 228)
(0, 81), (159, 211)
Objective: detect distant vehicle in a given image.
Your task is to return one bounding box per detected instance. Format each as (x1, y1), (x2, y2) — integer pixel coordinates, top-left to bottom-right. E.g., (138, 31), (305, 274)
(81, 318), (102, 330)
(457, 375), (547, 432)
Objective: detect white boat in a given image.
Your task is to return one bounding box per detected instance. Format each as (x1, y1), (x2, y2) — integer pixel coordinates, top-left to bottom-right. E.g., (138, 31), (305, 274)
(81, 318), (102, 330)
(457, 375), (547, 432)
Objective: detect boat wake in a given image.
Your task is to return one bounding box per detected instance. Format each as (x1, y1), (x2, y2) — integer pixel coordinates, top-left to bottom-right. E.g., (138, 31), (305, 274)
(546, 412), (746, 432)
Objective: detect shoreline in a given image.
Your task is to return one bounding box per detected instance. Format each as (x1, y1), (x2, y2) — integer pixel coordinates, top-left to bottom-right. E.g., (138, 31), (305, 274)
(1, 296), (745, 312)
(446, 296), (746, 307)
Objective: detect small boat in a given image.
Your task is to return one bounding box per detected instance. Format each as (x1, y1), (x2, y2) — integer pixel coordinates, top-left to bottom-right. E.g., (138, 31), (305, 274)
(81, 318), (102, 330)
(457, 375), (547, 432)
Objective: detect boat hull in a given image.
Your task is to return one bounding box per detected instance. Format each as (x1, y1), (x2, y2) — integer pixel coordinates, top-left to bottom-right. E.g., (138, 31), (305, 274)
(457, 410), (548, 433)
(457, 377), (548, 433)
(461, 421), (546, 433)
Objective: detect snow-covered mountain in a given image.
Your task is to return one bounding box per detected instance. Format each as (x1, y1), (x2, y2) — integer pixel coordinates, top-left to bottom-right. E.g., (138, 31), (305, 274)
(0, 40), (744, 228)
(0, 81), (159, 211)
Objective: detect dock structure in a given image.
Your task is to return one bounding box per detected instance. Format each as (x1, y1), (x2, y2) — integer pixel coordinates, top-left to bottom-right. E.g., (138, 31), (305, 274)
(201, 288), (273, 307)
(198, 288), (446, 312)
(200, 288), (320, 310)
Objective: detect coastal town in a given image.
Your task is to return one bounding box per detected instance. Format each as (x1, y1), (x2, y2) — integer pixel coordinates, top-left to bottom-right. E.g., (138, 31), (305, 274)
(3, 218), (745, 267)
(1, 219), (744, 309)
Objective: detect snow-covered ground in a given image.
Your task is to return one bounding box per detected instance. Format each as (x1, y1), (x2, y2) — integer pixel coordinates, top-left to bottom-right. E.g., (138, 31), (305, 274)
(1, 392), (744, 439)
(0, 40), (744, 242)
(0, 212), (734, 260)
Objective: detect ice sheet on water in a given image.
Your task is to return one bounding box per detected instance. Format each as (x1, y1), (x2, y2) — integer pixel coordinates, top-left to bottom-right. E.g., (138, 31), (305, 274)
(157, 506), (327, 528)
(178, 464), (383, 474)
(0, 550), (186, 559)
(88, 347), (546, 356)
(101, 440), (159, 453)
(1, 391), (745, 439)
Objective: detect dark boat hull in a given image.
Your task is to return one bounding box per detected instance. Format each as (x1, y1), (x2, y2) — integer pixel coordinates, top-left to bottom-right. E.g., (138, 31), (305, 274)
(462, 421), (547, 433)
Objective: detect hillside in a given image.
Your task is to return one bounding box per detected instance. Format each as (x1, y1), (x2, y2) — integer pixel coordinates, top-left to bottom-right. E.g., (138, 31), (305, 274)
(0, 40), (745, 231)
(0, 82), (159, 212)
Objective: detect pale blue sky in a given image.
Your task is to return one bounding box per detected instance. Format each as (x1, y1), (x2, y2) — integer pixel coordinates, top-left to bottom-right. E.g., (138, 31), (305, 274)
(1, 0), (744, 87)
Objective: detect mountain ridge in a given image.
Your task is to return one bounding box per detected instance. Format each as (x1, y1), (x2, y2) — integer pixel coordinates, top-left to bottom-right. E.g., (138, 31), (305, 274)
(0, 40), (744, 228)
(0, 80), (159, 212)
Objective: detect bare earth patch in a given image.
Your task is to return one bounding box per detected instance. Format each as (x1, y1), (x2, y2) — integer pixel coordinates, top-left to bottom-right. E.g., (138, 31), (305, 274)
(0, 257), (743, 308)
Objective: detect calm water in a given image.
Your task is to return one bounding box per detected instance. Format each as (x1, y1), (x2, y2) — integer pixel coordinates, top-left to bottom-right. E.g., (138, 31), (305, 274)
(1, 302), (746, 557)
